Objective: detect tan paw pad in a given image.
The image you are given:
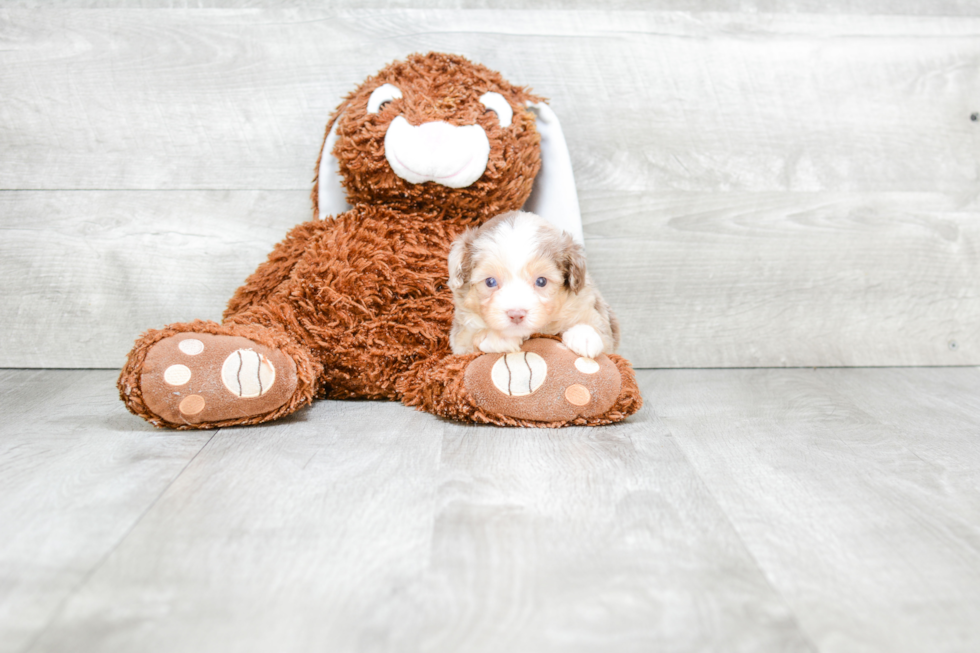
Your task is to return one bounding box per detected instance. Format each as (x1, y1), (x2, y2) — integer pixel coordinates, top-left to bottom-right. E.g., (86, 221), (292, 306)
(490, 352), (547, 396)
(574, 357), (600, 374)
(179, 395), (206, 415)
(465, 338), (621, 422)
(564, 384), (591, 406)
(140, 333), (298, 426)
(164, 364), (192, 386)
(221, 349), (276, 398)
(178, 338), (205, 355)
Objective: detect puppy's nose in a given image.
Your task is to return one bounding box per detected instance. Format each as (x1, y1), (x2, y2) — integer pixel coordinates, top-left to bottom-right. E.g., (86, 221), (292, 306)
(506, 309), (527, 324)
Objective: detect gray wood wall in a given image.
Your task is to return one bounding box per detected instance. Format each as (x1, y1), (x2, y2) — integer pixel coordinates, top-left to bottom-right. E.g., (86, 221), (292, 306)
(2, 4), (978, 369)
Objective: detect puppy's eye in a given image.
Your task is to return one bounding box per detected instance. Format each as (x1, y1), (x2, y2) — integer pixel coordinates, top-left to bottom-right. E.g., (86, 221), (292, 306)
(485, 277), (498, 289)
(535, 277), (548, 288)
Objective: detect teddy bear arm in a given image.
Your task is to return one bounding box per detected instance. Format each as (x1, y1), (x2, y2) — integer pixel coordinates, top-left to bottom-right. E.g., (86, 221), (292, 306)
(224, 218), (333, 320)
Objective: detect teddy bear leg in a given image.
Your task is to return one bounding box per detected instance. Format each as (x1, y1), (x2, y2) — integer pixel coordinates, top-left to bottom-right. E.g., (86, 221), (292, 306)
(118, 320), (320, 429)
(401, 337), (642, 427)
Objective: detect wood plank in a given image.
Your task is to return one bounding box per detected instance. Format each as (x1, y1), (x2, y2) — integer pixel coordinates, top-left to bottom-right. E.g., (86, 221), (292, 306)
(0, 9), (977, 193)
(583, 190), (980, 367)
(819, 366), (980, 494)
(403, 418), (811, 652)
(3, 189), (977, 368)
(0, 370), (211, 653)
(0, 190), (311, 368)
(644, 367), (980, 652)
(26, 402), (450, 652)
(24, 389), (813, 653)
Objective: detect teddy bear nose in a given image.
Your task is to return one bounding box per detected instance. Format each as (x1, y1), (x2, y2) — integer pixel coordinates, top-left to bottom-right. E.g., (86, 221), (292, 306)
(506, 309), (527, 324)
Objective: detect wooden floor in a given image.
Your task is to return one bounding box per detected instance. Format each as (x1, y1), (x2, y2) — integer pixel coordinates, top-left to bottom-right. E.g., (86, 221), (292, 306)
(1, 367), (979, 653)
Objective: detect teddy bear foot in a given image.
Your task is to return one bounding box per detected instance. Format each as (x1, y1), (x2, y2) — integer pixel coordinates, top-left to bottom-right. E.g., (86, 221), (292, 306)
(464, 337), (622, 423)
(138, 333), (298, 427)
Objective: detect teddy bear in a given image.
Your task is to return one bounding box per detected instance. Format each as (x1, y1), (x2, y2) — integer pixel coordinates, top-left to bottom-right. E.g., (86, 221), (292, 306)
(117, 52), (642, 429)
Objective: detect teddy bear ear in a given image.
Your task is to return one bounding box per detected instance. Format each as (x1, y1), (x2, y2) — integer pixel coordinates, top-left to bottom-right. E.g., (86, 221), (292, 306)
(522, 102), (585, 245)
(316, 115), (353, 219)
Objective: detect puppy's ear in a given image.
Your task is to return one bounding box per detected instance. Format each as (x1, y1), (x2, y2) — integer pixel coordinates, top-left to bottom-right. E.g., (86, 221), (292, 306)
(560, 233), (588, 293)
(448, 228), (478, 291)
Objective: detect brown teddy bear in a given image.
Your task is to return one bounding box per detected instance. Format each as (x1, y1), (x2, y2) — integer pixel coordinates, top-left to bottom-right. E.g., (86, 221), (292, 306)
(117, 52), (642, 429)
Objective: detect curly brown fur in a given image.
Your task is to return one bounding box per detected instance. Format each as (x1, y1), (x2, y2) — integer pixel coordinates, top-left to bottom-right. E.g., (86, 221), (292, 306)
(119, 52), (641, 429)
(228, 53), (547, 405)
(312, 53), (544, 222)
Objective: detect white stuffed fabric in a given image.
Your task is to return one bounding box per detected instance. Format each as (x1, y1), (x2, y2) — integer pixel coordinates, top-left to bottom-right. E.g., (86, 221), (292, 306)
(317, 119), (352, 218)
(522, 102), (584, 245)
(384, 117), (491, 189)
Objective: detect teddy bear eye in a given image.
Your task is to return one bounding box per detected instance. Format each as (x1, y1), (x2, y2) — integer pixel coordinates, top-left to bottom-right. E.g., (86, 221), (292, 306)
(535, 277), (547, 288)
(485, 277), (498, 288)
(367, 84), (403, 114)
(478, 92), (513, 128)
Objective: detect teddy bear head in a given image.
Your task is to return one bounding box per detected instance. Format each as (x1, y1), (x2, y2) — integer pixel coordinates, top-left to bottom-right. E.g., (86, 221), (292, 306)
(314, 52), (546, 224)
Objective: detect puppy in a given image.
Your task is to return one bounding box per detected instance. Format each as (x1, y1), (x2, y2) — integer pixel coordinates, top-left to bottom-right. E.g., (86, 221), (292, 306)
(448, 210), (619, 359)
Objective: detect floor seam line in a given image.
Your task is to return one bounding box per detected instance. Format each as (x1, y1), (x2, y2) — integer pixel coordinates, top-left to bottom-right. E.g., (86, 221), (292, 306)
(20, 428), (220, 653)
(659, 412), (822, 653)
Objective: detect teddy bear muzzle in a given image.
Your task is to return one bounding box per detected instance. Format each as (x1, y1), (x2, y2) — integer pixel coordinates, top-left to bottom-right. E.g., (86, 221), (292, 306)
(384, 116), (490, 188)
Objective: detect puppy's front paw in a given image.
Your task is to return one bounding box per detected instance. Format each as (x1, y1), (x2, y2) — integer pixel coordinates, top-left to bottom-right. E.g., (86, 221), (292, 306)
(562, 324), (604, 358)
(478, 332), (524, 354)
